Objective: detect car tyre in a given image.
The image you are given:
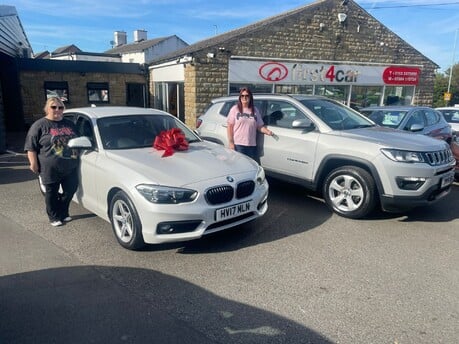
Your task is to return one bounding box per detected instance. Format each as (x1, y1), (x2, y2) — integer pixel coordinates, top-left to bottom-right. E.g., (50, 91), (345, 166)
(323, 166), (377, 219)
(109, 191), (145, 250)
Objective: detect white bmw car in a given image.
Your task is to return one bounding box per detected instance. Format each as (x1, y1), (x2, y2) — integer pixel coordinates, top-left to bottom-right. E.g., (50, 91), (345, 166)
(62, 106), (269, 250)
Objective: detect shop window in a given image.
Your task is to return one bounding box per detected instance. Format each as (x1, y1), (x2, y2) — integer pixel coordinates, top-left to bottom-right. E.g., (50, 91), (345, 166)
(153, 82), (185, 121)
(314, 85), (349, 104)
(384, 86), (414, 105)
(350, 86), (383, 110)
(87, 82), (109, 103)
(229, 83), (273, 94)
(275, 84), (314, 95)
(44, 81), (69, 103)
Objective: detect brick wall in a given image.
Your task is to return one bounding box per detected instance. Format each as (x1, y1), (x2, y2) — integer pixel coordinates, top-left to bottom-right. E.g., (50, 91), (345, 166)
(20, 70), (145, 124)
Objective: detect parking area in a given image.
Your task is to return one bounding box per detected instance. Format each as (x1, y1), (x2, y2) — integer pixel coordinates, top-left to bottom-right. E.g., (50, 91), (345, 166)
(1, 151), (458, 343)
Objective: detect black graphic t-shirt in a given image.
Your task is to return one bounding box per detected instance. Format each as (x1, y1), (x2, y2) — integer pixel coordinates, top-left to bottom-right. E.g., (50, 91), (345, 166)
(24, 117), (79, 184)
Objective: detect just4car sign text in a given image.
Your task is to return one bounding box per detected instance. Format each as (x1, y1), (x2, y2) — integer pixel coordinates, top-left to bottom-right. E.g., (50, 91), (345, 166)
(229, 60), (421, 86)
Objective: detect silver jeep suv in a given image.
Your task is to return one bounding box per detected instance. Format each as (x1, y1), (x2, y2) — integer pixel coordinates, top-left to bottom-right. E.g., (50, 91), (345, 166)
(196, 94), (456, 219)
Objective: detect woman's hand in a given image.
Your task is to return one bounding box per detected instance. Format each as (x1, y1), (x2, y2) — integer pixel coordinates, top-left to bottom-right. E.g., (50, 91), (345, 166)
(261, 126), (274, 136)
(27, 151), (40, 174)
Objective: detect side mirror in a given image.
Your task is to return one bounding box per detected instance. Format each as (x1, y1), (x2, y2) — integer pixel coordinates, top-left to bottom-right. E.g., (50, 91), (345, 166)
(409, 123), (424, 132)
(292, 118), (315, 129)
(68, 136), (92, 149)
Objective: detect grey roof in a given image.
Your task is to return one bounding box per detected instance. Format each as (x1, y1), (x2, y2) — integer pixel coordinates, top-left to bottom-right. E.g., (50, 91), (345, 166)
(150, 0), (437, 68)
(105, 35), (177, 54)
(0, 5), (33, 57)
(52, 44), (82, 54)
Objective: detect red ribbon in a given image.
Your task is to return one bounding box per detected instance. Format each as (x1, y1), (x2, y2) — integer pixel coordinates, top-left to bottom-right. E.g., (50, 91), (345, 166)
(153, 128), (189, 157)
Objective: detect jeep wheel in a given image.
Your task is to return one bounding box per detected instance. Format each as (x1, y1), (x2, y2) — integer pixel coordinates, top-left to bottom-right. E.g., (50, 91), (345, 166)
(323, 166), (377, 219)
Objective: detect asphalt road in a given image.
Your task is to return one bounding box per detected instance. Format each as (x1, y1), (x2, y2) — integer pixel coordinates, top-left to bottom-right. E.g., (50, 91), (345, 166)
(1, 151), (458, 344)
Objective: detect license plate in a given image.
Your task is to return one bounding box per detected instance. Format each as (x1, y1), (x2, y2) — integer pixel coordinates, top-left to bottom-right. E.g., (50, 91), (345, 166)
(216, 201), (251, 221)
(440, 174), (454, 188)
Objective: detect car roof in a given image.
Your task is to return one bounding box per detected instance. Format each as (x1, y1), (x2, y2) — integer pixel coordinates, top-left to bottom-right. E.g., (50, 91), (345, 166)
(210, 93), (332, 103)
(360, 106), (432, 111)
(63, 106), (171, 119)
(435, 107), (459, 110)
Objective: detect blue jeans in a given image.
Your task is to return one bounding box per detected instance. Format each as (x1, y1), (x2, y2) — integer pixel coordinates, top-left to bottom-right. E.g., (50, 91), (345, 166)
(235, 145), (258, 162)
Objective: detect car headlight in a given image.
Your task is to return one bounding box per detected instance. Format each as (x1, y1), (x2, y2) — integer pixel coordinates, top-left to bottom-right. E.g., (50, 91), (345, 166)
(256, 165), (266, 185)
(136, 184), (197, 204)
(381, 148), (425, 163)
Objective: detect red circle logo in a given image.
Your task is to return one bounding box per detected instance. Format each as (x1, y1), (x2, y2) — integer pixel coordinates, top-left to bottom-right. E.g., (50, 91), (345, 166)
(259, 62), (288, 82)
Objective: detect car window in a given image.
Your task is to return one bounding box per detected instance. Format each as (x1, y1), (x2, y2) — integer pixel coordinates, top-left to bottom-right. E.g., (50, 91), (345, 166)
(368, 110), (407, 128)
(220, 100), (264, 117)
(425, 109), (439, 126)
(64, 113), (76, 123)
(220, 101), (237, 117)
(439, 109), (459, 123)
(76, 116), (95, 147)
(263, 100), (305, 128)
(404, 110), (424, 130)
(97, 115), (199, 150)
(300, 98), (373, 130)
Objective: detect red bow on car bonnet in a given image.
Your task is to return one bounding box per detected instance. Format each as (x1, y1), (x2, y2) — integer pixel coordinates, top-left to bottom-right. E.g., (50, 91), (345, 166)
(153, 128), (189, 157)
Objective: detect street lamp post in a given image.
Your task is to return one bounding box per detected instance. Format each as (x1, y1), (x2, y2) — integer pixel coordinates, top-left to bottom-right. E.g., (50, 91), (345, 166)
(446, 28), (459, 105)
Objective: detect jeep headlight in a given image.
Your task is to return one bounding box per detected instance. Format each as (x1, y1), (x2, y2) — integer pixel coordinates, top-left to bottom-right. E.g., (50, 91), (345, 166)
(136, 184), (197, 204)
(256, 166), (266, 185)
(381, 149), (425, 163)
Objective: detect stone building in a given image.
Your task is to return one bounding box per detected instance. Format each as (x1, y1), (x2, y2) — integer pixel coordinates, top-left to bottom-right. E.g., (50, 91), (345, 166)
(150, 0), (438, 128)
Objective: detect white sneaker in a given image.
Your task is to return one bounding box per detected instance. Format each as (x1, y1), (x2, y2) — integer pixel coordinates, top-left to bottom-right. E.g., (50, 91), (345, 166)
(50, 220), (63, 227)
(63, 216), (72, 222)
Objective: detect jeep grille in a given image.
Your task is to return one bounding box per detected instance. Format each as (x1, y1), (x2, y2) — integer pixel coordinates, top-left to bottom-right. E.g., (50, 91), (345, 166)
(423, 149), (453, 166)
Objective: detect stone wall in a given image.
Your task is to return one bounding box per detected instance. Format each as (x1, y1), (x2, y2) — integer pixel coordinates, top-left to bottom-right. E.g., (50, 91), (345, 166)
(176, 0), (437, 127)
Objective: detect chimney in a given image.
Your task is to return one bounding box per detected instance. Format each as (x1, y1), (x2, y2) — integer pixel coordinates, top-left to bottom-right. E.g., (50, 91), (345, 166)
(134, 30), (147, 42)
(114, 31), (127, 47)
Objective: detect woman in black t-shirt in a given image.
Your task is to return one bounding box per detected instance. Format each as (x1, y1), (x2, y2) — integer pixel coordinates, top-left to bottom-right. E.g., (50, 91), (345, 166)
(24, 97), (79, 227)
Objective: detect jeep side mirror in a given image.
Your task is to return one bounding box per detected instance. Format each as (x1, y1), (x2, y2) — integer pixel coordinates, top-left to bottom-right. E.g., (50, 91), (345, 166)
(292, 118), (315, 130)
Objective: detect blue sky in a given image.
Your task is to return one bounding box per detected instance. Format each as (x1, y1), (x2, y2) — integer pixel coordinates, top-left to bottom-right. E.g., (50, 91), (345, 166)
(12, 0), (459, 73)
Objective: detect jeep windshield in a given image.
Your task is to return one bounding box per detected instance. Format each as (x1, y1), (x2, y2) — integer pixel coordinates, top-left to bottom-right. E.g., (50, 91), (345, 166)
(298, 97), (375, 130)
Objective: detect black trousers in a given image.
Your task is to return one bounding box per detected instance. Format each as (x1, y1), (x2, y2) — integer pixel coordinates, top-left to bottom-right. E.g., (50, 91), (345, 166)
(44, 169), (79, 222)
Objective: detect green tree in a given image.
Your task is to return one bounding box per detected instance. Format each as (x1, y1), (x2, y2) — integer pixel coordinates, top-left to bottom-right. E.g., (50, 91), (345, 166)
(434, 63), (459, 107)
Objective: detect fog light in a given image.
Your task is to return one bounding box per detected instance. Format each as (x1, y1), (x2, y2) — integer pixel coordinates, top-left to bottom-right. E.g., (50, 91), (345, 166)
(156, 220), (202, 234)
(157, 224), (174, 234)
(396, 177), (426, 190)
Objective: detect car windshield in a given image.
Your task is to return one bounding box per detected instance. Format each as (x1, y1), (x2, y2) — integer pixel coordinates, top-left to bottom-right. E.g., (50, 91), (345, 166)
(437, 109), (459, 124)
(298, 98), (374, 130)
(97, 114), (200, 150)
(363, 110), (408, 128)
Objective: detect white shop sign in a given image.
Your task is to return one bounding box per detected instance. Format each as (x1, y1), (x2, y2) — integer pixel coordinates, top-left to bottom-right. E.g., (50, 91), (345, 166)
(229, 60), (420, 86)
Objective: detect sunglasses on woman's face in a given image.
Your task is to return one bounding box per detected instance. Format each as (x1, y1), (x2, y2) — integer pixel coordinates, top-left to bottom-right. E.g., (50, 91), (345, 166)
(240, 94), (250, 98)
(50, 105), (64, 110)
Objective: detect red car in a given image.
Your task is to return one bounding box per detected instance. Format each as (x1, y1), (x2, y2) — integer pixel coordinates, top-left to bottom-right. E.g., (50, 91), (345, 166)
(451, 135), (459, 180)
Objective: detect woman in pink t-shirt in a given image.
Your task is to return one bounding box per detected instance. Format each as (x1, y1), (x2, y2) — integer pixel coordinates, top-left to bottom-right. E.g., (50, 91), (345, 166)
(227, 88), (273, 161)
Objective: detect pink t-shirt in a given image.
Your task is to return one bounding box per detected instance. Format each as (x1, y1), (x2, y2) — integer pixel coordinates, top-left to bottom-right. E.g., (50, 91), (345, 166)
(227, 105), (264, 146)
